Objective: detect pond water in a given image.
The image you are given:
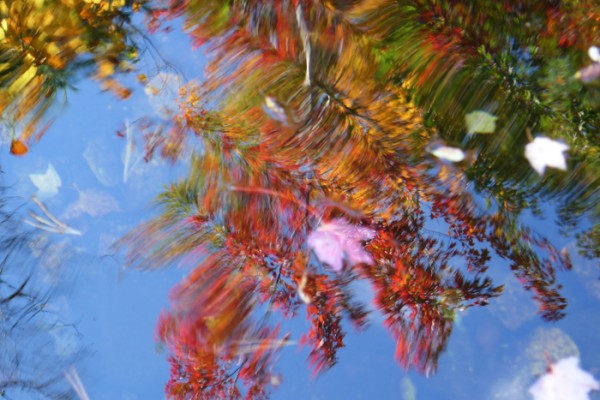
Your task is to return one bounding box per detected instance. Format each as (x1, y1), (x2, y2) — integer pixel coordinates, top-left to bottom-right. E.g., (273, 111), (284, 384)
(1, 2), (599, 400)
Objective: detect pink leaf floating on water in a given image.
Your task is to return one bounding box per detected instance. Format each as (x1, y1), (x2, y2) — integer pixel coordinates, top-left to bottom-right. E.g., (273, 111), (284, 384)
(307, 218), (375, 272)
(529, 357), (599, 400)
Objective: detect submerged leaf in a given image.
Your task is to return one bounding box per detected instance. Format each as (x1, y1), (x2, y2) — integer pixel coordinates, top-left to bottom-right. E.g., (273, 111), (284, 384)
(64, 188), (120, 218)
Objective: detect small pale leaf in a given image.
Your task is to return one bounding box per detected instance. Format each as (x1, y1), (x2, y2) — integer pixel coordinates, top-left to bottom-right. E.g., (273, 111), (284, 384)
(430, 145), (465, 162)
(465, 110), (497, 134)
(524, 137), (569, 175)
(29, 163), (61, 198)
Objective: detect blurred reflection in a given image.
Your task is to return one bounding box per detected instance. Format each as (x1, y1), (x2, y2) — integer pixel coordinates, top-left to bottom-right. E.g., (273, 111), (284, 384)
(0, 184), (84, 399)
(0, 0), (141, 153)
(1, 0), (598, 398)
(122, 0), (599, 398)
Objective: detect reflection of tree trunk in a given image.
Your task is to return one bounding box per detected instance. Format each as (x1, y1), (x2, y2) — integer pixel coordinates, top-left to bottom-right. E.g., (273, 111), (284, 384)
(0, 275), (30, 305)
(0, 182), (81, 400)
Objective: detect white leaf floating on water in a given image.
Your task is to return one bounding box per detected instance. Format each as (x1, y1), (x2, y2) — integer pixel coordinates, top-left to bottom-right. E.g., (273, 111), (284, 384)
(29, 163), (61, 198)
(529, 357), (599, 400)
(589, 46), (600, 62)
(430, 145), (466, 162)
(24, 196), (82, 236)
(465, 110), (497, 134)
(64, 187), (120, 219)
(307, 218), (376, 273)
(524, 136), (569, 175)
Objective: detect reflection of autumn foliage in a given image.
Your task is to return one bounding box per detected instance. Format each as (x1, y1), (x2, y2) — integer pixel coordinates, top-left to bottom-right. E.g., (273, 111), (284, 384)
(156, 252), (287, 398)
(0, 0), (143, 151)
(120, 0), (590, 398)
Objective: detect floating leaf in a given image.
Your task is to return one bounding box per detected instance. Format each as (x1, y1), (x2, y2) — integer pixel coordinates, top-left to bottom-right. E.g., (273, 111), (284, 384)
(10, 139), (28, 156)
(263, 96), (288, 124)
(307, 218), (375, 272)
(588, 46), (600, 63)
(465, 110), (497, 134)
(529, 357), (599, 400)
(575, 63), (600, 83)
(430, 145), (466, 162)
(525, 137), (569, 175)
(297, 271), (311, 304)
(29, 163), (62, 198)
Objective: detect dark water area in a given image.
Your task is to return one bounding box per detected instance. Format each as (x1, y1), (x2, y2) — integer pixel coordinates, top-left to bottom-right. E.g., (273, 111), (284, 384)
(1, 1), (599, 399)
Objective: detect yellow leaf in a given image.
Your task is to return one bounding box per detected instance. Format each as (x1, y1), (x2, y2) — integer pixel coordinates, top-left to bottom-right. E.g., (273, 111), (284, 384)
(46, 41), (60, 57)
(8, 64), (37, 94)
(97, 59), (115, 78)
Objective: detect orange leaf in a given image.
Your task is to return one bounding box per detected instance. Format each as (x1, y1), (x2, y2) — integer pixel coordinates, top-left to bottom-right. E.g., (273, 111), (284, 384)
(10, 139), (28, 156)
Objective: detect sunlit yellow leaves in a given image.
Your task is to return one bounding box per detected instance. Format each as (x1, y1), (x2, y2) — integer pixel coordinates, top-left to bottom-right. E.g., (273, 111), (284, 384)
(83, 0), (126, 13)
(8, 64), (37, 94)
(0, 19), (7, 41)
(96, 59), (116, 78)
(0, 0), (140, 154)
(100, 78), (132, 99)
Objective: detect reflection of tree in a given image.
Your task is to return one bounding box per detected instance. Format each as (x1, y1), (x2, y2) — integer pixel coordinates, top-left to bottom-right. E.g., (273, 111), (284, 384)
(0, 190), (81, 399)
(0, 0), (143, 153)
(1, 0), (595, 397)
(119, 2), (595, 397)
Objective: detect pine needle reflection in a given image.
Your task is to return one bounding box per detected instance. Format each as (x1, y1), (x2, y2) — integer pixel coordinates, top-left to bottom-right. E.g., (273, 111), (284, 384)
(64, 367), (91, 400)
(24, 196), (82, 236)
